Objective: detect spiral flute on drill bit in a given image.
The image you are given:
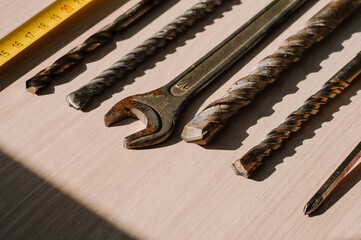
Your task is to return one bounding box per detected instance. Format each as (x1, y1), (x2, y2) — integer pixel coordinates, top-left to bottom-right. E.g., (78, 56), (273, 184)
(26, 0), (163, 94)
(66, 0), (224, 110)
(232, 52), (361, 178)
(182, 0), (361, 145)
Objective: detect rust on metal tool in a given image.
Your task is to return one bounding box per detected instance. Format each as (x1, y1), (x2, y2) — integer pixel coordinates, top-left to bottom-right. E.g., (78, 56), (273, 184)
(303, 141), (361, 215)
(103, 0), (309, 148)
(232, 52), (361, 178)
(182, 0), (361, 145)
(66, 0), (224, 110)
(26, 0), (162, 94)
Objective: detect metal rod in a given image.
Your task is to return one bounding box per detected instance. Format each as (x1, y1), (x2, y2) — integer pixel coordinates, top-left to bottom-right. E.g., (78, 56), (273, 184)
(232, 52), (361, 178)
(304, 141), (361, 215)
(26, 0), (163, 94)
(66, 0), (224, 110)
(181, 0), (361, 145)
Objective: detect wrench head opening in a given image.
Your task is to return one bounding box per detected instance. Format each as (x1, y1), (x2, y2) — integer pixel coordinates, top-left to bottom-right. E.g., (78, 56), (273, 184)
(104, 95), (175, 149)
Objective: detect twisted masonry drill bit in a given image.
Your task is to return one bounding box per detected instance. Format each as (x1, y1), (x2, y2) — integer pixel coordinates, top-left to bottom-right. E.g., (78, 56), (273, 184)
(26, 0), (163, 94)
(232, 52), (361, 178)
(66, 0), (224, 110)
(182, 0), (361, 145)
(304, 141), (361, 215)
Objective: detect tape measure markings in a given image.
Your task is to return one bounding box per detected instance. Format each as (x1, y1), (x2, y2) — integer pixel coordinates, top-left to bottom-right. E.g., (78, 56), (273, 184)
(0, 0), (93, 67)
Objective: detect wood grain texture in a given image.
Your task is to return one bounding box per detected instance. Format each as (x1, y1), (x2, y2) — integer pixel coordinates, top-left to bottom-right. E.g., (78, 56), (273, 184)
(0, 0), (360, 239)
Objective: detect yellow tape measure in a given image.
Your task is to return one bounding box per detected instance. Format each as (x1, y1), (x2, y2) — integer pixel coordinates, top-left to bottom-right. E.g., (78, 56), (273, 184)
(0, 0), (93, 67)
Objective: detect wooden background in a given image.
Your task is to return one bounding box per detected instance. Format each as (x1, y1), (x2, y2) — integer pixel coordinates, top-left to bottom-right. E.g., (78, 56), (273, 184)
(0, 0), (360, 239)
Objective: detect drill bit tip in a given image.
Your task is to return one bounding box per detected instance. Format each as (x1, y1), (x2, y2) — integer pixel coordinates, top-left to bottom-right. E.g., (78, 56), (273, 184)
(181, 125), (209, 145)
(231, 161), (251, 178)
(26, 80), (44, 94)
(303, 196), (324, 215)
(26, 86), (39, 95)
(182, 108), (224, 144)
(65, 93), (83, 110)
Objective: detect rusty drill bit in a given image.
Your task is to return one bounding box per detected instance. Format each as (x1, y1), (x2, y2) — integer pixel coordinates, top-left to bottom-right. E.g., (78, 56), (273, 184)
(26, 0), (163, 94)
(304, 141), (361, 215)
(66, 0), (224, 110)
(182, 0), (361, 145)
(232, 52), (361, 178)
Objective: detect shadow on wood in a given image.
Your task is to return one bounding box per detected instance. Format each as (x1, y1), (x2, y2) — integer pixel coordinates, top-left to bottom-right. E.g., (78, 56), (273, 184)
(0, 149), (138, 239)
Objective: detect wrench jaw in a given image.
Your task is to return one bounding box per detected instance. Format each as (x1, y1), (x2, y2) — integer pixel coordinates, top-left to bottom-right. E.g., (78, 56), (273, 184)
(124, 120), (175, 149)
(104, 97), (174, 149)
(104, 98), (143, 127)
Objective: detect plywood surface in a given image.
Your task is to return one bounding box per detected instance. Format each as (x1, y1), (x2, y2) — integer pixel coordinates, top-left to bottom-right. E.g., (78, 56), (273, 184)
(0, 0), (360, 239)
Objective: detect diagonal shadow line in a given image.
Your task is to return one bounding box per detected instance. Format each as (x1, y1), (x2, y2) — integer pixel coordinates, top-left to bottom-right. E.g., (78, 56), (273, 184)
(251, 74), (361, 181)
(0, 149), (139, 240)
(81, 0), (242, 112)
(308, 160), (361, 217)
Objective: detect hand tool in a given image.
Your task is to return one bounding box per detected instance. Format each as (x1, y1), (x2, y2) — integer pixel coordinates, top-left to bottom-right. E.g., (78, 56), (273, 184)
(0, 0), (93, 68)
(304, 141), (361, 215)
(232, 52), (361, 178)
(182, 0), (361, 145)
(66, 0), (225, 110)
(26, 0), (163, 94)
(103, 0), (309, 148)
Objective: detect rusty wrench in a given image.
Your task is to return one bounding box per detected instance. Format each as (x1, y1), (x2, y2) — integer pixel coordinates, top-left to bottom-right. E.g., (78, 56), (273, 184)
(104, 0), (308, 148)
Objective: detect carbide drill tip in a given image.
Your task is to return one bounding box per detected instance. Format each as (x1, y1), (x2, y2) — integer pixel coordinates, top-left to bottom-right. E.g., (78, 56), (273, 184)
(181, 125), (209, 144)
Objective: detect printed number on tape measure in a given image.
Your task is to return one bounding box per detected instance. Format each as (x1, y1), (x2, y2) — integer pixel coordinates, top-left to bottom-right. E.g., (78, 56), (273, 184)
(0, 0), (93, 67)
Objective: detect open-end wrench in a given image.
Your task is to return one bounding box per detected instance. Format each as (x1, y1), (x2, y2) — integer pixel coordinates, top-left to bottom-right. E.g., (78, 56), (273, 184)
(104, 0), (308, 148)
